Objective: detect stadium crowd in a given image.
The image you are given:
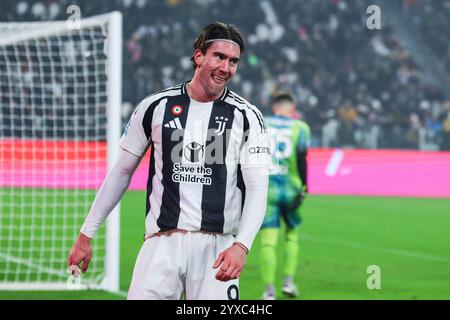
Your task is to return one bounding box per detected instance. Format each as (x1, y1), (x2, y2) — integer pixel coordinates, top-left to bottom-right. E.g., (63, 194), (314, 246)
(1, 0), (449, 150)
(400, 0), (450, 74)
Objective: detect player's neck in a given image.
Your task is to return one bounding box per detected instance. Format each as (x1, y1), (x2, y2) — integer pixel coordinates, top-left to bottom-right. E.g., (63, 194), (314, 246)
(274, 112), (292, 118)
(187, 78), (224, 102)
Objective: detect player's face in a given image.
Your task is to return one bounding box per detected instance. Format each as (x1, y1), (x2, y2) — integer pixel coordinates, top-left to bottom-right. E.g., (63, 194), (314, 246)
(273, 102), (295, 117)
(195, 41), (240, 99)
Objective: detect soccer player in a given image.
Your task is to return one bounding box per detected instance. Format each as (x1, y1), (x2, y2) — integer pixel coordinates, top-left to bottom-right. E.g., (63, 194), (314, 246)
(67, 22), (271, 300)
(260, 93), (311, 300)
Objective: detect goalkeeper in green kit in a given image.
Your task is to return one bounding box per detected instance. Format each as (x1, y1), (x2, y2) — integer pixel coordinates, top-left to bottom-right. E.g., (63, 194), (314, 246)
(260, 93), (311, 300)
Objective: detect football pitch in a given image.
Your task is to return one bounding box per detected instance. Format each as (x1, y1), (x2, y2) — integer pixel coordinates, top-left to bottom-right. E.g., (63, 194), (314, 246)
(1, 191), (449, 300)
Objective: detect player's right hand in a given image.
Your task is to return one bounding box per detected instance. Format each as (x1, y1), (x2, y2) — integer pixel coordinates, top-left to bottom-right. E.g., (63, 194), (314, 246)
(67, 233), (92, 274)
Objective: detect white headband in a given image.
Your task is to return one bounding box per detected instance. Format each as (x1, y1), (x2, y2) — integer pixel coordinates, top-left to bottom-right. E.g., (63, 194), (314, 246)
(205, 38), (240, 48)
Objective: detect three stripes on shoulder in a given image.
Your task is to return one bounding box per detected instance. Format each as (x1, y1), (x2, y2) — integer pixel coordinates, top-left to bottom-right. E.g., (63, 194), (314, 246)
(164, 118), (183, 129)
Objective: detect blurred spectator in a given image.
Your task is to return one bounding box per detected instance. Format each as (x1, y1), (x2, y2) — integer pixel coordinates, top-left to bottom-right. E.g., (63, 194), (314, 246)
(1, 0), (449, 150)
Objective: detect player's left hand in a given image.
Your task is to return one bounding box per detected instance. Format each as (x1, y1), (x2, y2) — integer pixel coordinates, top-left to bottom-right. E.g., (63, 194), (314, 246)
(213, 243), (247, 282)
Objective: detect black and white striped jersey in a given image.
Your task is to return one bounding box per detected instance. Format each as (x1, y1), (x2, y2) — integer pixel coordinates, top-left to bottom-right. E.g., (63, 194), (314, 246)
(120, 82), (271, 236)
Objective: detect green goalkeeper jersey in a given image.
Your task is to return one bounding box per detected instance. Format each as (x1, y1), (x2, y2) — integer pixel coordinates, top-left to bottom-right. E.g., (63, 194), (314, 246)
(266, 115), (311, 201)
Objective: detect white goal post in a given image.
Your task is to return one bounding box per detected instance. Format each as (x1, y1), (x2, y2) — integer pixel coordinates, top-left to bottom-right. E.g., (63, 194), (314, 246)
(0, 12), (122, 292)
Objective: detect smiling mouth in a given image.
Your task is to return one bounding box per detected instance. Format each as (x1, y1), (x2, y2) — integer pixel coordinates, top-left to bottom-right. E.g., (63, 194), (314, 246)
(212, 74), (227, 85)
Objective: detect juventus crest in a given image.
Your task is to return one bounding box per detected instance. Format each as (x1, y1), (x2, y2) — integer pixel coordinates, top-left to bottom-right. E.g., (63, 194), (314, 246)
(214, 116), (229, 136)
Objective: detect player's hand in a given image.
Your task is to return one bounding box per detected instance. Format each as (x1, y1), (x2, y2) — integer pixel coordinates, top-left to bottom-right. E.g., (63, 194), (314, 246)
(67, 233), (92, 274)
(213, 243), (247, 282)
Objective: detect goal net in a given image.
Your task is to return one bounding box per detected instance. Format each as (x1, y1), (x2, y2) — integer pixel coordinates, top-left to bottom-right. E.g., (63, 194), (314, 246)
(0, 12), (122, 291)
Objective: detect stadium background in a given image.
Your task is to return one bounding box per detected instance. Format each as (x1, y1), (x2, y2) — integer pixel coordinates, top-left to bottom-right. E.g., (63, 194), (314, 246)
(1, 0), (450, 299)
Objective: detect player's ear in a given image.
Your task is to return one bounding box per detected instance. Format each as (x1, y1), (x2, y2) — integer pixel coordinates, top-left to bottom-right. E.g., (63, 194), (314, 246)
(194, 49), (203, 67)
(289, 103), (296, 114)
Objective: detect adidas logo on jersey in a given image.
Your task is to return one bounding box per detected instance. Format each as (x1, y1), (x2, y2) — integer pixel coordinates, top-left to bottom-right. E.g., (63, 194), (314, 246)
(164, 117), (183, 129)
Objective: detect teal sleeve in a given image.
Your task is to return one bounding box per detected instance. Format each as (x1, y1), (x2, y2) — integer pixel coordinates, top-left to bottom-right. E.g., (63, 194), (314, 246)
(296, 122), (311, 152)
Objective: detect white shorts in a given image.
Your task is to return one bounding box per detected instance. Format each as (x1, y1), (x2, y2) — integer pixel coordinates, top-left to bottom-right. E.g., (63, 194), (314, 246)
(127, 231), (239, 300)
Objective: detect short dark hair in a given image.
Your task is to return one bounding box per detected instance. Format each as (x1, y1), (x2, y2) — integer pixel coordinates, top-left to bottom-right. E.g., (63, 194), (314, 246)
(272, 92), (295, 105)
(191, 22), (245, 69)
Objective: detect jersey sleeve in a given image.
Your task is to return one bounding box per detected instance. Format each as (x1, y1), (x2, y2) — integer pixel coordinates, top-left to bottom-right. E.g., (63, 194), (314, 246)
(296, 122), (311, 152)
(239, 109), (272, 170)
(120, 98), (152, 157)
